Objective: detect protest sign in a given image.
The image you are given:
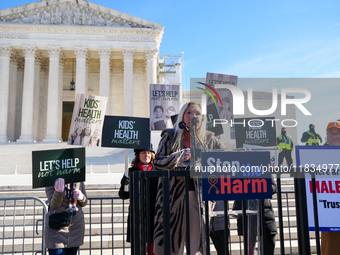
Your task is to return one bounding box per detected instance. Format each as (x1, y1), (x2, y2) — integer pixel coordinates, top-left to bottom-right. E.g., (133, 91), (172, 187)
(32, 147), (85, 189)
(206, 103), (224, 136)
(296, 146), (340, 231)
(101, 116), (151, 149)
(150, 84), (180, 130)
(201, 151), (272, 201)
(235, 117), (277, 148)
(205, 72), (238, 122)
(67, 93), (107, 147)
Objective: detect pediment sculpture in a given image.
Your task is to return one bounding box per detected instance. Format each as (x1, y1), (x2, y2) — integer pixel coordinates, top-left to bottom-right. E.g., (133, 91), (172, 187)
(0, 3), (150, 29)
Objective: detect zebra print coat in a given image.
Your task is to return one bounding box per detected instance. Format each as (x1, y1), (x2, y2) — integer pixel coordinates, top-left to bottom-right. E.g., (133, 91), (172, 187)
(153, 128), (225, 255)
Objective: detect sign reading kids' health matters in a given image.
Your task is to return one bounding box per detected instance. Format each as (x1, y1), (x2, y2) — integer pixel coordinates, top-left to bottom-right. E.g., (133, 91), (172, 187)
(32, 148), (85, 189)
(101, 116), (151, 149)
(150, 84), (180, 130)
(67, 93), (107, 147)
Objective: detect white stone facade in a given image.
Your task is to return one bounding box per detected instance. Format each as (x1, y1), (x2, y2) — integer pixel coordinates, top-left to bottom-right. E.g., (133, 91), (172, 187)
(0, 0), (164, 143)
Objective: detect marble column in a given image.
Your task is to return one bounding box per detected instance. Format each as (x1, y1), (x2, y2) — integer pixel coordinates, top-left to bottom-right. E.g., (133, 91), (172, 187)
(43, 47), (61, 142)
(122, 48), (135, 116)
(109, 60), (114, 115)
(7, 54), (18, 142)
(32, 55), (41, 141)
(38, 60), (48, 142)
(85, 56), (89, 94)
(0, 45), (12, 143)
(74, 47), (88, 97)
(15, 59), (24, 140)
(145, 49), (158, 117)
(58, 56), (66, 141)
(99, 48), (111, 114)
(18, 46), (36, 142)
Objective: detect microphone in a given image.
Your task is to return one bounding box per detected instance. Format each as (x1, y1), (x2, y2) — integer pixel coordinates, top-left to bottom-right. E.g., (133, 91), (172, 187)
(179, 121), (189, 132)
(191, 117), (199, 129)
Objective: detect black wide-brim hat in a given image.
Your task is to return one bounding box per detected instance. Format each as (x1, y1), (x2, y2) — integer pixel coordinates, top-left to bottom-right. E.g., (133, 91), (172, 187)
(134, 143), (155, 155)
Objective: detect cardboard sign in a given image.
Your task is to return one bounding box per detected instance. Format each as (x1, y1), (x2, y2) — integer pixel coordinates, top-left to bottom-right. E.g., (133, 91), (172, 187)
(205, 72), (238, 122)
(206, 103), (224, 136)
(101, 116), (151, 149)
(150, 84), (180, 130)
(32, 148), (86, 189)
(67, 93), (107, 147)
(235, 117), (277, 148)
(296, 146), (340, 231)
(201, 151), (272, 201)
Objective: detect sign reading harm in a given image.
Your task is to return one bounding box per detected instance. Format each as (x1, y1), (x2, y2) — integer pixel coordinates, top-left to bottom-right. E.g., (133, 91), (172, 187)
(32, 148), (85, 189)
(101, 116), (151, 149)
(201, 151), (272, 201)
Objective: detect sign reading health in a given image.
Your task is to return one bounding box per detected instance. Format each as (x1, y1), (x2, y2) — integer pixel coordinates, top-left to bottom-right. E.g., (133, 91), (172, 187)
(200, 151), (272, 201)
(67, 93), (107, 147)
(101, 116), (150, 149)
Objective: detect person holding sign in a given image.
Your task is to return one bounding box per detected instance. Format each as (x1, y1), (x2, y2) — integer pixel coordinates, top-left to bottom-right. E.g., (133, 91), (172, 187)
(153, 102), (226, 255)
(321, 121), (340, 255)
(45, 178), (87, 255)
(119, 144), (157, 255)
(277, 127), (294, 168)
(301, 123), (322, 146)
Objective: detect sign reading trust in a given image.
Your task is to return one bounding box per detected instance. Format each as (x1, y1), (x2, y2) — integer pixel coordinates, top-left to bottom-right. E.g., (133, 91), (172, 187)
(101, 116), (150, 149)
(32, 148), (85, 189)
(201, 151), (272, 201)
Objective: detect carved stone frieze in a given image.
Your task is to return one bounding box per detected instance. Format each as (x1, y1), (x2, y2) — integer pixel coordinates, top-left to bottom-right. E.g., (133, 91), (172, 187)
(0, 3), (153, 29)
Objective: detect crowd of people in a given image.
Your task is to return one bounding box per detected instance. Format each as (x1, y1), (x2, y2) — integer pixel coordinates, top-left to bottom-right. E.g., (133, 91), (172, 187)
(46, 101), (339, 255)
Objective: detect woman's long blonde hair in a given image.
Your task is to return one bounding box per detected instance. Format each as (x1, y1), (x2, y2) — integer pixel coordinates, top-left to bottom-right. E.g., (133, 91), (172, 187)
(172, 102), (207, 152)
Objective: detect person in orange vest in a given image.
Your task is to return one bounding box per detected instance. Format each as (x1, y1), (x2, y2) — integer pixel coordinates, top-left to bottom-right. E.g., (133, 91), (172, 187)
(301, 123), (322, 145)
(277, 127), (293, 167)
(321, 121), (340, 255)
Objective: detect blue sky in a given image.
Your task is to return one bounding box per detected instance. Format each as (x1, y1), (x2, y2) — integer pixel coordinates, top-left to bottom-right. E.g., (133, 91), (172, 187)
(1, 0), (340, 143)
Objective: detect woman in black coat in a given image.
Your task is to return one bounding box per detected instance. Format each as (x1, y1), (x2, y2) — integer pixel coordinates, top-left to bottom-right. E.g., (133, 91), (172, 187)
(119, 144), (158, 255)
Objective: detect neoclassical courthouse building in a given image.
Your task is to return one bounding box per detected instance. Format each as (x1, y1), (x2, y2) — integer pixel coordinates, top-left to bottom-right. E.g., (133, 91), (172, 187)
(0, 0), (182, 143)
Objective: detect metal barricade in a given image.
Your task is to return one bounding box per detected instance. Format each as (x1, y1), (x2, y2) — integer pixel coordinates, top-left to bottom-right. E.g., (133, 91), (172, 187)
(84, 196), (129, 255)
(0, 196), (48, 255)
(129, 170), (276, 255)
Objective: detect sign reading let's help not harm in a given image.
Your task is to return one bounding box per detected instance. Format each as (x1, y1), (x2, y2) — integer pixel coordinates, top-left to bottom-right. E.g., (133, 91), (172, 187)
(32, 148), (86, 189)
(101, 116), (151, 149)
